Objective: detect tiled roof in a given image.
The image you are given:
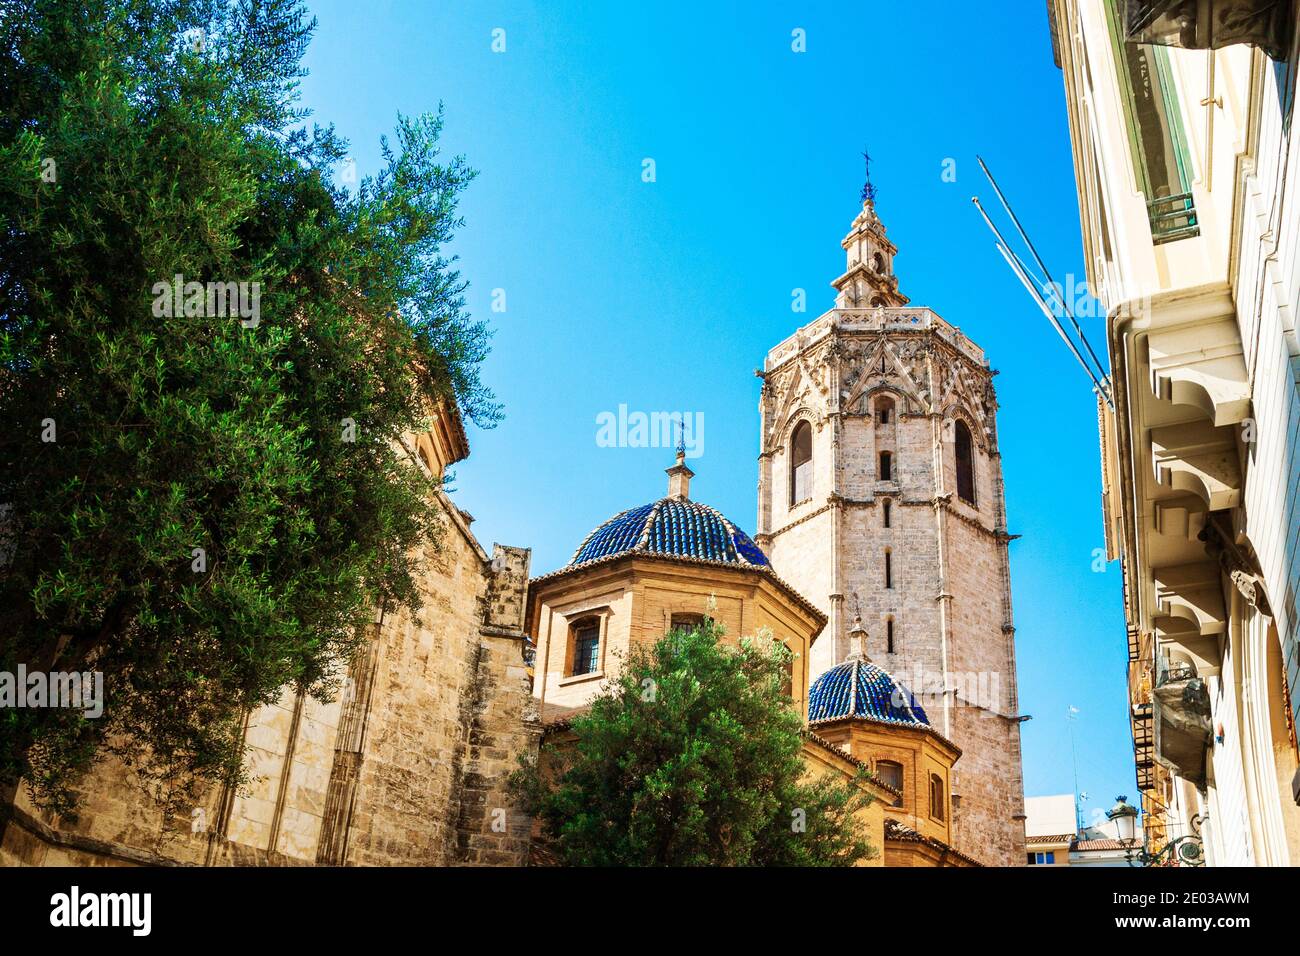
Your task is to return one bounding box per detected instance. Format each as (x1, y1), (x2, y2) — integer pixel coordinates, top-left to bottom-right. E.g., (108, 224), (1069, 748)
(1072, 838), (1127, 851)
(528, 547), (827, 632)
(807, 658), (930, 726)
(541, 701), (592, 728)
(799, 729), (903, 801)
(1026, 833), (1075, 845)
(884, 819), (982, 866)
(568, 497), (770, 568)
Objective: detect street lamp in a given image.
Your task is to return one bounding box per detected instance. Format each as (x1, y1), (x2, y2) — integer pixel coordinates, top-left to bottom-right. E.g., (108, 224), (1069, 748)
(1106, 795), (1139, 844)
(1107, 793), (1205, 867)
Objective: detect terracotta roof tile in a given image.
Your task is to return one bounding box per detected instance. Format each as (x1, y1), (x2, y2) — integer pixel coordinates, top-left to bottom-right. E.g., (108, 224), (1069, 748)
(1072, 838), (1127, 851)
(884, 819), (982, 866)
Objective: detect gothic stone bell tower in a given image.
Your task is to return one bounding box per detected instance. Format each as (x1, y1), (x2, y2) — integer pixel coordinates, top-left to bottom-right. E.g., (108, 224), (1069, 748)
(755, 186), (1027, 867)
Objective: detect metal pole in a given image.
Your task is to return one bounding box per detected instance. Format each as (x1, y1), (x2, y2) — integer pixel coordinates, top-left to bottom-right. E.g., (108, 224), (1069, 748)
(1068, 706), (1083, 836)
(977, 155), (1112, 399)
(974, 196), (1113, 406)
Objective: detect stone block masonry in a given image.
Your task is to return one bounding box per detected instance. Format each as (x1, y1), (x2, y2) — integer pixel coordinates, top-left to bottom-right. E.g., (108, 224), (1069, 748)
(0, 487), (541, 867)
(756, 197), (1026, 866)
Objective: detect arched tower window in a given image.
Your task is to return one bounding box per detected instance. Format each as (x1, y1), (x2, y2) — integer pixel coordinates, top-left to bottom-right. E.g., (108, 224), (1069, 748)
(790, 421), (812, 505)
(954, 419), (976, 505)
(884, 549), (893, 589)
(875, 396), (896, 485)
(876, 395), (895, 425)
(886, 617), (895, 654)
(882, 499), (891, 528)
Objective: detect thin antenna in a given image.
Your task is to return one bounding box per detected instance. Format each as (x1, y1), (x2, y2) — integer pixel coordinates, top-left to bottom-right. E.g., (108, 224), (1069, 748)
(1067, 705), (1083, 835)
(973, 197), (1114, 408)
(977, 155), (1111, 401)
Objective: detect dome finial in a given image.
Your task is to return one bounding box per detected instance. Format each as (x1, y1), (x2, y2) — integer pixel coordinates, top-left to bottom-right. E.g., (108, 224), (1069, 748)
(665, 426), (694, 500)
(847, 593), (870, 662)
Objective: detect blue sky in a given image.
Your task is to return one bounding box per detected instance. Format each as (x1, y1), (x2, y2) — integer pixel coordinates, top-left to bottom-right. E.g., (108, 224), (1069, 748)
(299, 0), (1133, 827)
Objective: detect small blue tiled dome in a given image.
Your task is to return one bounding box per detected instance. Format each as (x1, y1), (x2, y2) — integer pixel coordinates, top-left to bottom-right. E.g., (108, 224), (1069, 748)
(807, 658), (930, 726)
(568, 498), (770, 569)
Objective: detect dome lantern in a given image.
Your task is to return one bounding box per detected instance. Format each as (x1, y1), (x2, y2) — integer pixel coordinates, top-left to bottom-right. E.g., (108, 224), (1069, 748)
(665, 447), (694, 501)
(847, 613), (870, 662)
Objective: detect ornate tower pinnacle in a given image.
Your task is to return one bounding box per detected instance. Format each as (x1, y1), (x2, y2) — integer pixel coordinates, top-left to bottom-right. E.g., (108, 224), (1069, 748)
(834, 157), (909, 310)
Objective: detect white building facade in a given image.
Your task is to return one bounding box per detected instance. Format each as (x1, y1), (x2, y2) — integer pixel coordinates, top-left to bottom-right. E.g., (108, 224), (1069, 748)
(1049, 0), (1300, 865)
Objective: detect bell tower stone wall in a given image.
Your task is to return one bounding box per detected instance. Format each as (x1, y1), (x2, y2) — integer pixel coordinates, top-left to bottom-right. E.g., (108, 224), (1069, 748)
(756, 195), (1027, 866)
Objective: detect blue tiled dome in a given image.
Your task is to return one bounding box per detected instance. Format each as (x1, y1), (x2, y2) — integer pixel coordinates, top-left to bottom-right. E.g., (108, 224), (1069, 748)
(807, 658), (930, 726)
(568, 498), (770, 569)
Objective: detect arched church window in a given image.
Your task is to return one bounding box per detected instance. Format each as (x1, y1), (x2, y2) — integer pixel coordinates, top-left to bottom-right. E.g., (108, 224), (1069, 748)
(876, 760), (904, 807)
(954, 419), (976, 505)
(882, 499), (891, 528)
(886, 617), (895, 654)
(790, 421), (812, 505)
(884, 549), (893, 589)
(570, 618), (601, 676)
(929, 774), (946, 822)
(879, 451), (892, 481)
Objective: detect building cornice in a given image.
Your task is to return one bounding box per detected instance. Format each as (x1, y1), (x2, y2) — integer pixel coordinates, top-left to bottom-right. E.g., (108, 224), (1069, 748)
(527, 551), (828, 636)
(808, 713), (962, 757)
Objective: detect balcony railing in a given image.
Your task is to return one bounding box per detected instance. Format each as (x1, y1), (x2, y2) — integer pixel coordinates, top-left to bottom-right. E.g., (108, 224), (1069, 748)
(1156, 656), (1197, 687)
(1148, 193), (1200, 244)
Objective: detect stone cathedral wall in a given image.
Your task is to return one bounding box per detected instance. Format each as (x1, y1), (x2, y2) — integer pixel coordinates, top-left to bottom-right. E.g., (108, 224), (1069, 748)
(333, 512), (508, 867)
(943, 509), (1025, 867)
(0, 493), (539, 867)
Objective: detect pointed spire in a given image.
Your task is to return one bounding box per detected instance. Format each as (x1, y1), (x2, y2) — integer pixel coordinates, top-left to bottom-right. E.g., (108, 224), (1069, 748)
(833, 150), (909, 310)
